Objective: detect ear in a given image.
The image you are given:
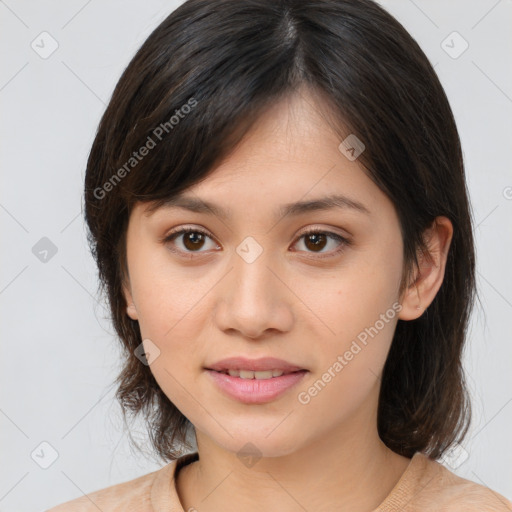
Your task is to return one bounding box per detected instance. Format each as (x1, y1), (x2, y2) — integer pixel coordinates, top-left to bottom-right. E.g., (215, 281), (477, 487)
(122, 281), (139, 321)
(398, 216), (453, 321)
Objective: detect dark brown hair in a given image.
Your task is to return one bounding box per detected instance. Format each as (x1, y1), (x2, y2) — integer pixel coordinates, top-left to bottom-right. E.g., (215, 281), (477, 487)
(84, 0), (477, 462)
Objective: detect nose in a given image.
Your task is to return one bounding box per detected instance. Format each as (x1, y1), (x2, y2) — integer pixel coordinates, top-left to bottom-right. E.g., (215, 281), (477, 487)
(214, 247), (294, 340)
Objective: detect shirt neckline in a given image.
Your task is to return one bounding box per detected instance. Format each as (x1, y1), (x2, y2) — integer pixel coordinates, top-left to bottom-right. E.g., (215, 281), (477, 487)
(372, 451), (428, 511)
(151, 450), (426, 512)
(151, 451), (199, 511)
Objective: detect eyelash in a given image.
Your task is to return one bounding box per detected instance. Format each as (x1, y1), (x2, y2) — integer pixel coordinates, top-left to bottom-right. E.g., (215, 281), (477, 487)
(162, 226), (351, 259)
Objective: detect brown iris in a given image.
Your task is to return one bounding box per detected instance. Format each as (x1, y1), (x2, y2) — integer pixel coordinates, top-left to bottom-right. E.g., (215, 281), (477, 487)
(303, 233), (327, 252)
(182, 231), (206, 251)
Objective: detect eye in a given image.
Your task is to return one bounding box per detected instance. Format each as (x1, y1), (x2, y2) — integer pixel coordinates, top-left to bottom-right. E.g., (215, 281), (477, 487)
(163, 227), (219, 255)
(162, 226), (351, 258)
(292, 228), (351, 258)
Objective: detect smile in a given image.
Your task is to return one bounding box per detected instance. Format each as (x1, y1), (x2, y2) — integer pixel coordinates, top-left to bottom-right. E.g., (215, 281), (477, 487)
(206, 368), (308, 404)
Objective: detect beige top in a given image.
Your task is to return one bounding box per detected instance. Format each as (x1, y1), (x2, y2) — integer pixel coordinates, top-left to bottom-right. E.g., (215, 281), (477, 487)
(47, 451), (512, 511)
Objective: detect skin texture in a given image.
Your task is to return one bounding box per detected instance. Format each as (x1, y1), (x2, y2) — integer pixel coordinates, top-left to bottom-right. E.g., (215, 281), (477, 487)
(122, 89), (453, 512)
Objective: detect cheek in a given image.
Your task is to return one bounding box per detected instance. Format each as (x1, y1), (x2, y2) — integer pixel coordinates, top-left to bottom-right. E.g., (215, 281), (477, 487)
(293, 249), (402, 404)
(128, 248), (210, 339)
(295, 315), (397, 430)
(131, 265), (209, 415)
(298, 251), (402, 344)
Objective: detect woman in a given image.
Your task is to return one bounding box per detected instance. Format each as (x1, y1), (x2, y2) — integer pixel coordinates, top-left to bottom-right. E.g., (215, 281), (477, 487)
(48, 0), (512, 510)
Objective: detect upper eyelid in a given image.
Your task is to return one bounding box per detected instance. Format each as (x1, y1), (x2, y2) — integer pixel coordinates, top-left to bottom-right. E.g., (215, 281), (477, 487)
(164, 224), (349, 239)
(163, 225), (216, 242)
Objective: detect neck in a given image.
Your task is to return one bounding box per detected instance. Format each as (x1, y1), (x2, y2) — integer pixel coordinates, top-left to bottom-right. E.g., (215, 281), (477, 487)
(176, 406), (412, 512)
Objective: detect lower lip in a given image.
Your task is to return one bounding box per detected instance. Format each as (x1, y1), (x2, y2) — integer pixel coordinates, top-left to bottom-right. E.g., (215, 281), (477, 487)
(205, 369), (308, 404)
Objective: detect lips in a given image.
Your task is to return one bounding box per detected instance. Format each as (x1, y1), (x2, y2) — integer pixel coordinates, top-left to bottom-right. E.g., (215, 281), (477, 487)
(205, 356), (309, 403)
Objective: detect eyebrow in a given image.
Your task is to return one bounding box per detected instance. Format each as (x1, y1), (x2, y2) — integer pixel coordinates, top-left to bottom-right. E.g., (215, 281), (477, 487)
(148, 193), (371, 220)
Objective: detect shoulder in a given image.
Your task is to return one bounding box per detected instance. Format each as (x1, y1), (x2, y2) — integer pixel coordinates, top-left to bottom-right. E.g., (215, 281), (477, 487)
(45, 465), (168, 512)
(410, 454), (512, 511)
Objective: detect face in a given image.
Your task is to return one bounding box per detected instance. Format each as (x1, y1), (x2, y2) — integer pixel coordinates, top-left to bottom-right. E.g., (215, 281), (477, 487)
(122, 90), (410, 458)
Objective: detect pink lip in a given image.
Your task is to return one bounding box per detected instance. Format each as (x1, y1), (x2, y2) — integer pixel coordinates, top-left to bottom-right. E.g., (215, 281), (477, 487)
(206, 356), (305, 373)
(206, 370), (308, 404)
(205, 357), (309, 404)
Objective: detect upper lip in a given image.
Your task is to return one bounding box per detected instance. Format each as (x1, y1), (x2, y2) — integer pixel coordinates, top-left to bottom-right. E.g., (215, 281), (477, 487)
(206, 357), (306, 373)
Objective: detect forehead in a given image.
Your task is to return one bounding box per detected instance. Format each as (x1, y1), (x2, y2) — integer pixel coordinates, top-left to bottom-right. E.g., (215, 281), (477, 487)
(138, 90), (393, 224)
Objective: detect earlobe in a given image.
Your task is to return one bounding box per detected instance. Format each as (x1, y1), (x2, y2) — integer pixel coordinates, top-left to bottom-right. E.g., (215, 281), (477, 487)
(398, 216), (453, 321)
(126, 302), (138, 320)
(398, 282), (426, 321)
(122, 282), (139, 320)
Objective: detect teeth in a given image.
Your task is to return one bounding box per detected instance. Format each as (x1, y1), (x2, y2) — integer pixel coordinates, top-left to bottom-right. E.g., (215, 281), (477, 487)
(226, 369), (286, 379)
(254, 370), (273, 380)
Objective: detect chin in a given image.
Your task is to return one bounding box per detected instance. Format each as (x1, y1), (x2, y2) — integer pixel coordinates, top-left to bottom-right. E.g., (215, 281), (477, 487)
(208, 425), (304, 460)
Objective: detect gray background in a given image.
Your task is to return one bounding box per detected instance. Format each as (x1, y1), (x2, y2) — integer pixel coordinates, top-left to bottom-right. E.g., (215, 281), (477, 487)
(1, 0), (511, 510)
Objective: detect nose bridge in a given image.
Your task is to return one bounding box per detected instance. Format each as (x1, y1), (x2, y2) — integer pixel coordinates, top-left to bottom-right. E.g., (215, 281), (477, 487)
(214, 235), (293, 338)
(232, 236), (276, 308)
